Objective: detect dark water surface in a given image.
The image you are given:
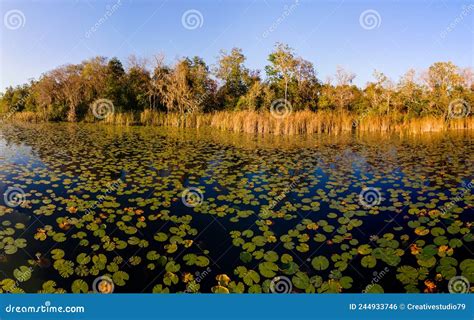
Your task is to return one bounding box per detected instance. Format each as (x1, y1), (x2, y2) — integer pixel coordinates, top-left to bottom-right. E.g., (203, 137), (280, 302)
(0, 123), (472, 293)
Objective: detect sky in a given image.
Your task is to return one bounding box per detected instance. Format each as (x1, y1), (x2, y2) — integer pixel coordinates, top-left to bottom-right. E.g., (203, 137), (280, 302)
(0, 0), (473, 91)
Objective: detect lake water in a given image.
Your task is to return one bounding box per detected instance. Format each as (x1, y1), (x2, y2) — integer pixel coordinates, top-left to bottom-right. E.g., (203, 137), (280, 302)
(0, 123), (472, 293)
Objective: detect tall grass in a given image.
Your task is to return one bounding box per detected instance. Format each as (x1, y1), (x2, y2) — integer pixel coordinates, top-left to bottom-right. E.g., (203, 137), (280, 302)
(5, 110), (473, 135)
(102, 112), (137, 126)
(8, 111), (48, 123)
(137, 110), (474, 135)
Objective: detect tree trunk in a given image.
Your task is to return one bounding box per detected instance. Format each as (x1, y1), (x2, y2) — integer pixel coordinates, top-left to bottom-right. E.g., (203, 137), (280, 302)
(67, 103), (77, 122)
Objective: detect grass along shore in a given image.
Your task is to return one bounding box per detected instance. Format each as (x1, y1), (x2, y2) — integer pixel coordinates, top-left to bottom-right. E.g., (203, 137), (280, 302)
(4, 110), (473, 135)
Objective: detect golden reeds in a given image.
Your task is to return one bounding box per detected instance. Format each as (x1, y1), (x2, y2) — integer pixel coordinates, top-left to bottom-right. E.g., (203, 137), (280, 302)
(147, 110), (473, 135)
(4, 110), (473, 135)
(8, 111), (47, 123)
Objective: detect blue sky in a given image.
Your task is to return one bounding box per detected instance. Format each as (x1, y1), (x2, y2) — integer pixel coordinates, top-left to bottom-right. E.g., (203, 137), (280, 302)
(0, 0), (473, 91)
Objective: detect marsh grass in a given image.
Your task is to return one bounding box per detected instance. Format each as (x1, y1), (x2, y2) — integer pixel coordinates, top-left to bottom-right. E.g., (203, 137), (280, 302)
(4, 110), (473, 135)
(103, 112), (137, 126)
(8, 111), (47, 123)
(138, 110), (474, 135)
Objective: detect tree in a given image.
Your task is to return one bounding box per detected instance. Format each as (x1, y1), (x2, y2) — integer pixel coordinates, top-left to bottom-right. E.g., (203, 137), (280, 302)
(0, 84), (31, 113)
(333, 66), (356, 113)
(0, 46), (472, 125)
(266, 43), (298, 104)
(49, 64), (84, 122)
(215, 48), (254, 110)
(149, 54), (170, 111)
(459, 67), (473, 89)
(266, 43), (319, 110)
(105, 57), (127, 111)
(395, 69), (424, 116)
(293, 58), (319, 110)
(186, 56), (216, 113)
(335, 66), (355, 86)
(236, 80), (274, 111)
(373, 70), (395, 115)
(422, 62), (464, 116)
(152, 57), (216, 114)
(126, 55), (151, 112)
(81, 57), (108, 105)
(32, 74), (58, 119)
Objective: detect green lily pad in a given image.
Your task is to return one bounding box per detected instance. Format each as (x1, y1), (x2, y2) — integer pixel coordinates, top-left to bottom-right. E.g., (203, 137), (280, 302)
(311, 256), (329, 271)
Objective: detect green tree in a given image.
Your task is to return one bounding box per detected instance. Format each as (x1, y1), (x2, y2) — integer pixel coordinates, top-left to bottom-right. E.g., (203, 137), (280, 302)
(422, 62), (464, 116)
(236, 80), (274, 111)
(265, 43), (319, 110)
(126, 56), (151, 112)
(215, 48), (254, 110)
(105, 57), (128, 111)
(81, 57), (108, 105)
(265, 43), (298, 105)
(395, 69), (424, 116)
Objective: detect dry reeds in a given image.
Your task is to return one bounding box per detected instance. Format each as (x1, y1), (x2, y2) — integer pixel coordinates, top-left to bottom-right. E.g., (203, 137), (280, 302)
(8, 111), (47, 123)
(133, 110), (474, 135)
(4, 110), (473, 135)
(103, 112), (137, 126)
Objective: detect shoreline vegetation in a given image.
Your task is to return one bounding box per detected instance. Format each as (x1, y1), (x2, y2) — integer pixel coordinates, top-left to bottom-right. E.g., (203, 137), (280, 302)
(4, 110), (473, 135)
(1, 44), (472, 135)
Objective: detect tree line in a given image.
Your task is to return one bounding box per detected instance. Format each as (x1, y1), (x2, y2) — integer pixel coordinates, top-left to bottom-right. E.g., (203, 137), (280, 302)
(1, 43), (472, 122)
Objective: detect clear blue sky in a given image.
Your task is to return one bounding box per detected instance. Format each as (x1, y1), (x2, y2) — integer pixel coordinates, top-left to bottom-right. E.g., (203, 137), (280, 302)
(0, 0), (473, 91)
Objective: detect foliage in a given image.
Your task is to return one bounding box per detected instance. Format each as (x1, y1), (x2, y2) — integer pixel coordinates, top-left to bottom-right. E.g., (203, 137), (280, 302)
(1, 44), (472, 122)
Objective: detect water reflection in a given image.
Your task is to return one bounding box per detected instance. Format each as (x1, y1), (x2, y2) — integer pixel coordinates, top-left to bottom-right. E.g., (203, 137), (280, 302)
(0, 123), (472, 293)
